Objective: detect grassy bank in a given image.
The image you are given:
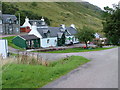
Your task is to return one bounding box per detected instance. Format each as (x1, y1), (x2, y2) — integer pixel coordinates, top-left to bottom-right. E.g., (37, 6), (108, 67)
(2, 56), (90, 88)
(2, 36), (24, 50)
(34, 47), (116, 53)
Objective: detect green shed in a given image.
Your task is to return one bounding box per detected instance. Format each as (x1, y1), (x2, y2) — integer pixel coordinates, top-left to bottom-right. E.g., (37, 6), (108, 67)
(12, 34), (40, 49)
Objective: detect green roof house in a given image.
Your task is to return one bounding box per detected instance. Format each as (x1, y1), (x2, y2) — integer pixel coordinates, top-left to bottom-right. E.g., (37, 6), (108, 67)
(12, 34), (40, 49)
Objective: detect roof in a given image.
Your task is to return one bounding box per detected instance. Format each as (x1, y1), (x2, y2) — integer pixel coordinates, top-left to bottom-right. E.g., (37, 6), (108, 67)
(2, 14), (17, 24)
(66, 27), (77, 35)
(29, 20), (47, 26)
(19, 34), (39, 40)
(37, 26), (77, 38)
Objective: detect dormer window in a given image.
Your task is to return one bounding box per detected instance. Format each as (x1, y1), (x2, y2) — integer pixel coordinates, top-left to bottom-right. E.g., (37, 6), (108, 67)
(47, 30), (50, 37)
(6, 18), (12, 24)
(47, 39), (50, 43)
(14, 20), (18, 24)
(43, 30), (50, 38)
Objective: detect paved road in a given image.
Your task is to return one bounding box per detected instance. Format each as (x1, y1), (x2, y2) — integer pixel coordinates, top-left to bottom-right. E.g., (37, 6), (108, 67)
(43, 47), (118, 88)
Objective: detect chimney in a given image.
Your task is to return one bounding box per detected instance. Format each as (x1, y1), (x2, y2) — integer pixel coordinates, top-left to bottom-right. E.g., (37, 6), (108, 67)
(70, 24), (76, 29)
(60, 24), (65, 29)
(41, 16), (44, 21)
(25, 16), (29, 22)
(31, 22), (37, 30)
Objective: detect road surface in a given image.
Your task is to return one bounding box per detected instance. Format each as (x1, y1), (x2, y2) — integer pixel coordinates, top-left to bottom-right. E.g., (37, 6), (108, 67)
(43, 47), (118, 88)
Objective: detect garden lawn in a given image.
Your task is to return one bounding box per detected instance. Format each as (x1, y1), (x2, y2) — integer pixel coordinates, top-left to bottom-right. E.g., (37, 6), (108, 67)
(34, 47), (116, 53)
(2, 36), (24, 50)
(2, 56), (90, 88)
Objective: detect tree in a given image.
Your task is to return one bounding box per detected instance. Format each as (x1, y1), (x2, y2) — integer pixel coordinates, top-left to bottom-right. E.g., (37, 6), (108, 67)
(2, 3), (19, 14)
(103, 5), (120, 45)
(76, 26), (95, 48)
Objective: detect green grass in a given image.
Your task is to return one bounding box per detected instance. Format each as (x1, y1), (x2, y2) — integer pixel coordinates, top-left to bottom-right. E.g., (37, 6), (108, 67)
(2, 36), (24, 50)
(2, 56), (90, 88)
(34, 47), (116, 53)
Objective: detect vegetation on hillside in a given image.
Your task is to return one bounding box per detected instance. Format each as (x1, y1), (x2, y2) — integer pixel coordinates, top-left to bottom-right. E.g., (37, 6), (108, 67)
(2, 2), (103, 32)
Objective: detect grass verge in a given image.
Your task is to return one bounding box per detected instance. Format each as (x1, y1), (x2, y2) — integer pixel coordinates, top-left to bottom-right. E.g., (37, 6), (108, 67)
(2, 36), (24, 50)
(33, 47), (116, 53)
(2, 56), (90, 88)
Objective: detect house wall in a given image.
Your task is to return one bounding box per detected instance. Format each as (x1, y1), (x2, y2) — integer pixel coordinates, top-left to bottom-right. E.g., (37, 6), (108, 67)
(12, 36), (26, 49)
(0, 24), (2, 34)
(20, 27), (31, 33)
(29, 26), (42, 38)
(0, 39), (8, 59)
(41, 37), (57, 48)
(65, 36), (79, 44)
(2, 24), (19, 34)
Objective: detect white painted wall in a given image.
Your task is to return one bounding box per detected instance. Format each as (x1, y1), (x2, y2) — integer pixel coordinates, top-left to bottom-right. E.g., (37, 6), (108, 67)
(22, 17), (32, 29)
(41, 37), (57, 48)
(0, 39), (8, 59)
(29, 25), (42, 38)
(94, 33), (100, 38)
(65, 36), (79, 44)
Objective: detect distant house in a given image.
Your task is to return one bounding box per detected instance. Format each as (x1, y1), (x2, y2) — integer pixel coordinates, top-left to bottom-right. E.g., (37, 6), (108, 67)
(1, 14), (19, 34)
(12, 34), (40, 49)
(94, 33), (107, 45)
(13, 17), (79, 49)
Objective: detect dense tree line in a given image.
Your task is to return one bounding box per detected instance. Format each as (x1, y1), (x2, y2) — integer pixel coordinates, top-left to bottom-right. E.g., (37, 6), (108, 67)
(2, 2), (50, 26)
(102, 4), (120, 45)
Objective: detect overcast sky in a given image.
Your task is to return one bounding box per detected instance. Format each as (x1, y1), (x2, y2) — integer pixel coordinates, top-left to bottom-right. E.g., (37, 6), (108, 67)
(84, 0), (120, 10)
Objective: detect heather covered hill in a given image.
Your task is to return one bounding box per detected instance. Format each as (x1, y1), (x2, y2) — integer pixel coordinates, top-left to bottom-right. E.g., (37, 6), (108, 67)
(3, 2), (103, 32)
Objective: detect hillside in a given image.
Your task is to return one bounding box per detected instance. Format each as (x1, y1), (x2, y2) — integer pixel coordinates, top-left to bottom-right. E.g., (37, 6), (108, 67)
(3, 2), (103, 32)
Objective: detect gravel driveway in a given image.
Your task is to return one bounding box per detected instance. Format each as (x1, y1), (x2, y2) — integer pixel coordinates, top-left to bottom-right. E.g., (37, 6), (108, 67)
(42, 47), (118, 88)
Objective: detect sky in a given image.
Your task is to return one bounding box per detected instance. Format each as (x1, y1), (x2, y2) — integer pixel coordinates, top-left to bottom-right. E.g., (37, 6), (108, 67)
(84, 0), (120, 10)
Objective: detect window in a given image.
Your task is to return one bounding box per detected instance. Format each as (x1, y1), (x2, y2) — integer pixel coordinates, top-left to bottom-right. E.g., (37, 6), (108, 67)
(16, 28), (19, 32)
(6, 18), (12, 24)
(31, 40), (34, 45)
(31, 40), (34, 48)
(47, 39), (49, 43)
(69, 37), (71, 41)
(28, 41), (31, 45)
(55, 40), (57, 42)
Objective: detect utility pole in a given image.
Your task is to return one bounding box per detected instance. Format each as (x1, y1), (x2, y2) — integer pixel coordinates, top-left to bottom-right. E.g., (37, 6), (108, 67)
(0, 1), (2, 38)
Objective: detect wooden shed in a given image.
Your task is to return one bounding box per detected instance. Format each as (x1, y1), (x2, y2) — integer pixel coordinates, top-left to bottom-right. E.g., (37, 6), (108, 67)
(12, 34), (40, 49)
